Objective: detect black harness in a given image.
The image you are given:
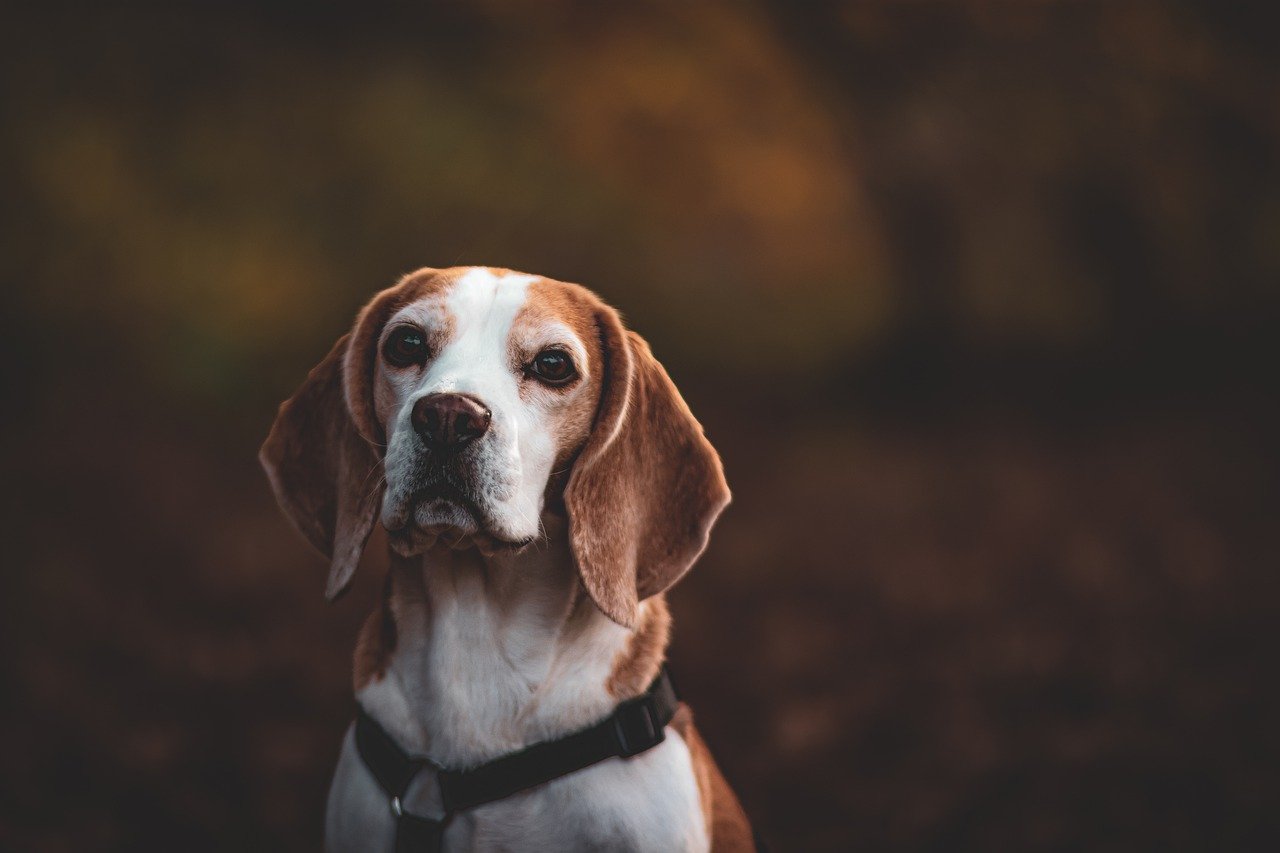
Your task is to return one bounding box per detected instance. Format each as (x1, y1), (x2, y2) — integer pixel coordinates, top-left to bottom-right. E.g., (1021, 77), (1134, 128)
(354, 669), (680, 852)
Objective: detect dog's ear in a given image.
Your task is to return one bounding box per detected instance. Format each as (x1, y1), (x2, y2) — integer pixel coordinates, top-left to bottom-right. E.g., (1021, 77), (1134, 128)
(564, 305), (731, 628)
(260, 284), (407, 600)
(259, 334), (382, 600)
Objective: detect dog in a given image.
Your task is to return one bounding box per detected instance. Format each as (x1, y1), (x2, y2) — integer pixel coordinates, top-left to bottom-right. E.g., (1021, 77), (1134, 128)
(261, 266), (755, 851)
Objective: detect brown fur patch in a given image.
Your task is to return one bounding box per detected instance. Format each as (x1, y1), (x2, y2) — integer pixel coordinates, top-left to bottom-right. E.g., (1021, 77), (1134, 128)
(517, 276), (733, 628)
(259, 334), (384, 600)
(606, 595), (672, 698)
(671, 706), (757, 852)
(562, 302), (732, 627)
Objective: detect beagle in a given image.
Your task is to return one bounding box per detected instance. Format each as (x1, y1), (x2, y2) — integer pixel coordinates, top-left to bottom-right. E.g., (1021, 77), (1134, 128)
(261, 267), (755, 851)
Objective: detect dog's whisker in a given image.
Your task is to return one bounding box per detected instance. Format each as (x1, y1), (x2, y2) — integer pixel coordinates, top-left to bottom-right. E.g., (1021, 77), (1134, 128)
(359, 462), (385, 491)
(364, 473), (387, 503)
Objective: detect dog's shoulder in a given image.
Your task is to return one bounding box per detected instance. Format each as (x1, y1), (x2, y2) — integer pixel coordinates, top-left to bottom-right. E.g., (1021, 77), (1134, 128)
(671, 704), (757, 852)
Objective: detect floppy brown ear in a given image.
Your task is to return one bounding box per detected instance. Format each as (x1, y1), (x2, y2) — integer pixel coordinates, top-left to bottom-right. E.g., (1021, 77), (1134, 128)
(564, 307), (731, 628)
(260, 333), (383, 601)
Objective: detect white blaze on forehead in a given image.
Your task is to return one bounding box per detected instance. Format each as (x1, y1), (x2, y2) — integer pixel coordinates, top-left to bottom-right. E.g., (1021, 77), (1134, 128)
(450, 267), (536, 335)
(425, 268), (535, 397)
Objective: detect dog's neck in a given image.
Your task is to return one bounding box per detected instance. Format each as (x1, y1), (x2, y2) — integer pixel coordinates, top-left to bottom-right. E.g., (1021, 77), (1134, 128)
(353, 515), (670, 769)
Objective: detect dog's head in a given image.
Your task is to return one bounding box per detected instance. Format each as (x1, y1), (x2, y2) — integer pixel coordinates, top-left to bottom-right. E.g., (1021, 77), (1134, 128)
(260, 267), (730, 627)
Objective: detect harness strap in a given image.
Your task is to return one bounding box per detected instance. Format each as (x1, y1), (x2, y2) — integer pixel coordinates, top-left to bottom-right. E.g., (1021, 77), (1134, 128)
(354, 668), (679, 852)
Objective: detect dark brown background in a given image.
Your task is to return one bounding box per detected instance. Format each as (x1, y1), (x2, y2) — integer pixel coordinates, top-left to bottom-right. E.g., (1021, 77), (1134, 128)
(2, 2), (1278, 850)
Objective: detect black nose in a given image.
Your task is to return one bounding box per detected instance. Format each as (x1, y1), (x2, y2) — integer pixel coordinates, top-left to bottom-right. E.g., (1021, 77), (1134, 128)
(412, 393), (492, 451)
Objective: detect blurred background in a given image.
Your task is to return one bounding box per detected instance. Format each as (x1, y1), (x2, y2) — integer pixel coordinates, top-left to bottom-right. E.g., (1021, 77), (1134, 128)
(2, 1), (1278, 849)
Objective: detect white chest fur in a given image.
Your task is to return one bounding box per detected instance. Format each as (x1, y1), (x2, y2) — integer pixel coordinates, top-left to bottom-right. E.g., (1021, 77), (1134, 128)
(326, 543), (708, 852)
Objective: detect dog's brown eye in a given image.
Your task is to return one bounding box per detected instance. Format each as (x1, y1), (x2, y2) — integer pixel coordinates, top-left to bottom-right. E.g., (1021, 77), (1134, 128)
(528, 349), (576, 385)
(383, 326), (429, 368)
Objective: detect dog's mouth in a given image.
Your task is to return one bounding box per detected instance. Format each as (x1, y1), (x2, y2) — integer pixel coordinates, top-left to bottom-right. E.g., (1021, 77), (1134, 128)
(410, 480), (483, 519)
(386, 478), (534, 556)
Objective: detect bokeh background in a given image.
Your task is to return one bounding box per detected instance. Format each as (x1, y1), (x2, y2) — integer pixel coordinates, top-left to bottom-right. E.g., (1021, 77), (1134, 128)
(3, 1), (1278, 849)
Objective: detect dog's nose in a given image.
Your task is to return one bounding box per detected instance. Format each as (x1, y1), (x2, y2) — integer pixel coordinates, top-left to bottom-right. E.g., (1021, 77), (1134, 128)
(412, 393), (492, 451)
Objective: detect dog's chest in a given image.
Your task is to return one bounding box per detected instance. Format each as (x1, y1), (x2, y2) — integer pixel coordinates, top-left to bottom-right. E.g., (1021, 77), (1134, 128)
(330, 573), (708, 851)
(365, 567), (630, 764)
(326, 721), (707, 852)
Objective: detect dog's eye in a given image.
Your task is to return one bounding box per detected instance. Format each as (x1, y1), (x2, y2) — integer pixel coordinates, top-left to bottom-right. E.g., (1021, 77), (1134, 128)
(383, 326), (430, 368)
(528, 349), (577, 385)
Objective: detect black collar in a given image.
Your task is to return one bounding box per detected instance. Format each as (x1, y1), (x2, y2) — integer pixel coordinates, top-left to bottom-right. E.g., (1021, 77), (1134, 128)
(354, 668), (680, 852)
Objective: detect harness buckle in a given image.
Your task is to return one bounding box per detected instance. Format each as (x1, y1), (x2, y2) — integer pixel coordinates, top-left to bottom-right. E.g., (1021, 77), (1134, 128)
(611, 697), (666, 757)
(390, 795), (404, 818)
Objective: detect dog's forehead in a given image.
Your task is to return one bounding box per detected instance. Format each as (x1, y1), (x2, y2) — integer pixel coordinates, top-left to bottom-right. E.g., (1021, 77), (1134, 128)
(444, 267), (537, 338)
(387, 267), (597, 354)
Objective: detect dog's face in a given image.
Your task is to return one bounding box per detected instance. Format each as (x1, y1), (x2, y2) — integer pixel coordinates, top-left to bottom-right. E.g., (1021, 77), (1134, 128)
(372, 268), (600, 552)
(261, 266), (730, 627)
